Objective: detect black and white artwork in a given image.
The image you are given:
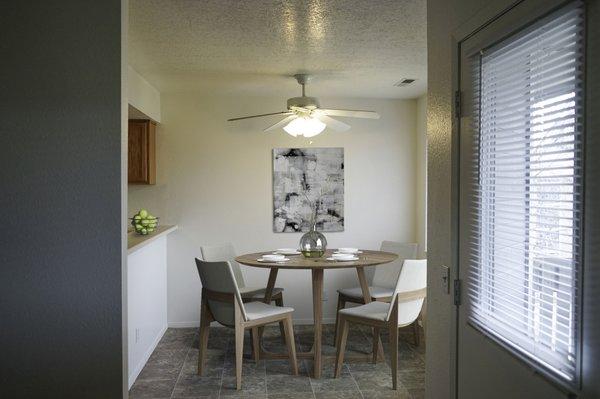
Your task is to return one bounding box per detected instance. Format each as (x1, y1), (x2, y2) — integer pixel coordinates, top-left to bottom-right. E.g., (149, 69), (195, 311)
(273, 148), (344, 233)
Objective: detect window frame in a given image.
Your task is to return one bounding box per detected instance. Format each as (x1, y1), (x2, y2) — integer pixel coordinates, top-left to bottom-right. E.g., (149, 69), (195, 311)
(462, 0), (586, 390)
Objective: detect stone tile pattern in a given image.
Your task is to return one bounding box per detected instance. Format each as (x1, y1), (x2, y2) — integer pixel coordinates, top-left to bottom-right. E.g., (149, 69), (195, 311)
(130, 324), (425, 399)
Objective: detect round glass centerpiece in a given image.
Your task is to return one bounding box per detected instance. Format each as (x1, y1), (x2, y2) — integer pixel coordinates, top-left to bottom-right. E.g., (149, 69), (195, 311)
(299, 213), (327, 258)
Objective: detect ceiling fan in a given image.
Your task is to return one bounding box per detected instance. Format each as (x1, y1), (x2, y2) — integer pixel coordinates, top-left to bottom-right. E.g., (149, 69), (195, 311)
(227, 74), (380, 137)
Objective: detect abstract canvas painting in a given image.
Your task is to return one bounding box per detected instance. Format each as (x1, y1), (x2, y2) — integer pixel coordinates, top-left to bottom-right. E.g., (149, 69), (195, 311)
(273, 148), (344, 232)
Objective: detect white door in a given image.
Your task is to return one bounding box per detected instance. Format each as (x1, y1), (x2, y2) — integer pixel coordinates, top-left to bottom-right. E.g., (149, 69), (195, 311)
(456, 1), (598, 397)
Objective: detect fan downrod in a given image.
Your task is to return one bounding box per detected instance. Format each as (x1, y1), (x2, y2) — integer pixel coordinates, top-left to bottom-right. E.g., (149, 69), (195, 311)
(293, 74), (312, 96)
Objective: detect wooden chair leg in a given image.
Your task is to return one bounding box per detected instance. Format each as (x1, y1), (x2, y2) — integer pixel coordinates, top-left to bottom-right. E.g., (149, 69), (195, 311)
(390, 324), (399, 390)
(283, 315), (299, 375)
(334, 317), (349, 378)
(372, 327), (380, 364)
(235, 324), (244, 390)
(250, 327), (260, 362)
(275, 296), (286, 343)
(197, 297), (211, 375)
(413, 320), (421, 347)
(333, 296), (345, 346)
(377, 332), (385, 362)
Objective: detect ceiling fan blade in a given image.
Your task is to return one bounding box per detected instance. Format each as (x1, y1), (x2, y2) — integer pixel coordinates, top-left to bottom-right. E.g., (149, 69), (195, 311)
(228, 111), (292, 122)
(263, 115), (298, 132)
(319, 109), (380, 119)
(317, 115), (351, 132)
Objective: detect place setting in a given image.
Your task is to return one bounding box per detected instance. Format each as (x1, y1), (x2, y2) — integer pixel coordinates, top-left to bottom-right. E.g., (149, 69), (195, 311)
(272, 248), (302, 256)
(327, 247), (362, 262)
(256, 248), (302, 263)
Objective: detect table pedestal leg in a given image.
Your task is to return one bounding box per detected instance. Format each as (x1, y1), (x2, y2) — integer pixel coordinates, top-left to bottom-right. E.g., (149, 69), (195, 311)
(356, 267), (385, 362)
(255, 265), (387, 376)
(311, 268), (324, 379)
(264, 268), (278, 303)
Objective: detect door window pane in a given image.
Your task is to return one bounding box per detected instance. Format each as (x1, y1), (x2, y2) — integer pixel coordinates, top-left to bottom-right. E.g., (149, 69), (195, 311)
(468, 2), (584, 382)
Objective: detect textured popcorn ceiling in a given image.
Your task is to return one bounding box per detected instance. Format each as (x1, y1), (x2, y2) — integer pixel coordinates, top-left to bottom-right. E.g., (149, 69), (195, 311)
(129, 0), (427, 98)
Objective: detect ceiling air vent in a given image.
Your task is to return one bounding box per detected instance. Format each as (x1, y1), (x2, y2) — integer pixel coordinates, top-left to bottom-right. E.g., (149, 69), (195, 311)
(394, 78), (416, 87)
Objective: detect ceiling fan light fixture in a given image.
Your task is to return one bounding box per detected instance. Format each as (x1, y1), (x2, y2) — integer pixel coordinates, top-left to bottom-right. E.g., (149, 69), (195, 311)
(227, 74), (380, 134)
(283, 116), (326, 137)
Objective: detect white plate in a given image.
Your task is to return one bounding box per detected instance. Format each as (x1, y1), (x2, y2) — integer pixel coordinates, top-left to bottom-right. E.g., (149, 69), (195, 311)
(338, 247), (360, 254)
(327, 256), (359, 262)
(334, 250), (363, 255)
(274, 248), (301, 255)
(261, 254), (286, 260)
(257, 257), (290, 263)
(332, 253), (358, 259)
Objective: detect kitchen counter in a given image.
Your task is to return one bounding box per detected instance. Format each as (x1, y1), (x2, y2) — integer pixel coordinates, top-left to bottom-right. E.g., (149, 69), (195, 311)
(128, 225), (177, 254)
(127, 223), (177, 387)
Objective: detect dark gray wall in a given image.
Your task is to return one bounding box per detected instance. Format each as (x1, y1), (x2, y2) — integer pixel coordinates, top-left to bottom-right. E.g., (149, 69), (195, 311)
(0, 1), (123, 398)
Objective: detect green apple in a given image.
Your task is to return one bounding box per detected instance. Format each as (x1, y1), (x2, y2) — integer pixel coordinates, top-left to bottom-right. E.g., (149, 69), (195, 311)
(141, 228), (148, 235)
(133, 215), (141, 221)
(139, 209), (148, 218)
(141, 219), (150, 226)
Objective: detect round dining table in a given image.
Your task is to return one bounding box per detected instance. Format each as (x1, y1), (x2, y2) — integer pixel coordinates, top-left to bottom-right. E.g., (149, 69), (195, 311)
(235, 249), (398, 378)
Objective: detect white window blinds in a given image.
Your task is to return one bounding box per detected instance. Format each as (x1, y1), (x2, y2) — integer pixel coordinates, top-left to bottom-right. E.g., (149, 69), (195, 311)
(468, 2), (584, 382)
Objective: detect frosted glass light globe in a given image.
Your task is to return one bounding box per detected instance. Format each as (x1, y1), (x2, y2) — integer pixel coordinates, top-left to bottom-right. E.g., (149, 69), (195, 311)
(283, 116), (326, 137)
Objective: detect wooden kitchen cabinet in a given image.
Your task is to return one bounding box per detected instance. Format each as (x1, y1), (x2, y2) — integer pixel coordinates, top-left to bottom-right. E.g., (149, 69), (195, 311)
(128, 119), (156, 184)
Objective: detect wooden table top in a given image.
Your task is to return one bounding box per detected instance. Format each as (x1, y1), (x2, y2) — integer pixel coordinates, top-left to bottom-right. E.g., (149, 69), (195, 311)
(235, 249), (398, 270)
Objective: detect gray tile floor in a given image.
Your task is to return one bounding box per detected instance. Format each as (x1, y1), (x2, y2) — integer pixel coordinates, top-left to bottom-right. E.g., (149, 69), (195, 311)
(130, 324), (425, 399)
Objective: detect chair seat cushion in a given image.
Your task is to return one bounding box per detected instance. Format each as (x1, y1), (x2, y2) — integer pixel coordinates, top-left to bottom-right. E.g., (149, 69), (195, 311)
(244, 301), (293, 321)
(339, 301), (389, 321)
(337, 286), (394, 300)
(339, 299), (425, 326)
(240, 287), (284, 300)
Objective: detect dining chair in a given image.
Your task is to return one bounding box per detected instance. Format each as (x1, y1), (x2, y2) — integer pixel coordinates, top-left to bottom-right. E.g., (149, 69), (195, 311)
(334, 241), (420, 344)
(195, 259), (298, 390)
(334, 259), (427, 390)
(201, 243), (287, 344)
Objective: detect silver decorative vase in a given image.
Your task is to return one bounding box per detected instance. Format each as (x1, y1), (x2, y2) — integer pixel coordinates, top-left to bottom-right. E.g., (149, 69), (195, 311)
(299, 219), (327, 258)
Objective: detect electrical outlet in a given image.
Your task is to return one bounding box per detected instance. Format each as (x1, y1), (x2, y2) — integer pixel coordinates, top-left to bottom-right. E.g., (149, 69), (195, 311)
(441, 265), (450, 294)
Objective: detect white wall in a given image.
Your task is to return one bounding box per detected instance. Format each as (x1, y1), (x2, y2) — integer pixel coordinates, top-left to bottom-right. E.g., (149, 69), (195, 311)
(129, 93), (421, 326)
(128, 66), (161, 122)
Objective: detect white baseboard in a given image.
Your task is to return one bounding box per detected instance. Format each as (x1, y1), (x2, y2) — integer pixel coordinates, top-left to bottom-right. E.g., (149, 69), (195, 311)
(168, 317), (336, 329)
(168, 321), (200, 328)
(128, 324), (168, 389)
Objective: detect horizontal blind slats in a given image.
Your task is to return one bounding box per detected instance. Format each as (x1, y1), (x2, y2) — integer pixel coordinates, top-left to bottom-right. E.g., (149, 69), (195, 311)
(466, 2), (583, 383)
(482, 60), (580, 101)
(481, 75), (579, 112)
(468, 300), (573, 347)
(468, 254), (576, 288)
(482, 45), (580, 83)
(468, 297), (572, 344)
(467, 289), (574, 339)
(483, 11), (581, 62)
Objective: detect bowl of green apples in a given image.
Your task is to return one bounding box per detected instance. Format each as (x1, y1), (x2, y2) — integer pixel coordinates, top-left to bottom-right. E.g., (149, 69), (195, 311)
(130, 209), (159, 235)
